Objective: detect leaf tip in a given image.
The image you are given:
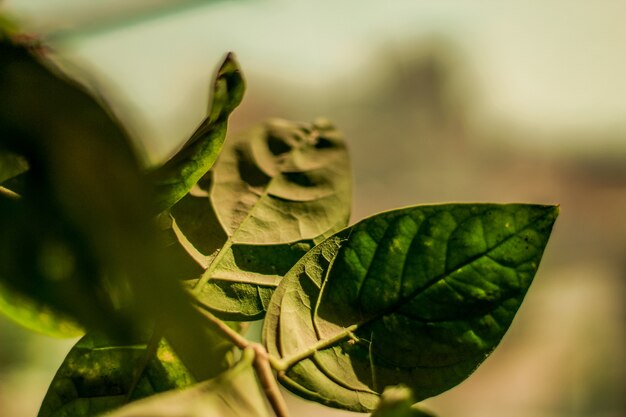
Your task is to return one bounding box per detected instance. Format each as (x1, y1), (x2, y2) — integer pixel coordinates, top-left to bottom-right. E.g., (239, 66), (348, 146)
(547, 203), (560, 220)
(208, 51), (245, 119)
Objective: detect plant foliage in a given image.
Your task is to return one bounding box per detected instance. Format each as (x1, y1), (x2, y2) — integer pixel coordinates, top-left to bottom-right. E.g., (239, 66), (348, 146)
(0, 28), (558, 417)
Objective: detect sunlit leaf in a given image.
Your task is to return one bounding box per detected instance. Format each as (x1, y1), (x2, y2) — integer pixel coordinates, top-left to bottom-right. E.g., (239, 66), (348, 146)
(264, 204), (558, 412)
(172, 118), (352, 320)
(104, 348), (273, 417)
(150, 53), (245, 213)
(38, 333), (194, 417)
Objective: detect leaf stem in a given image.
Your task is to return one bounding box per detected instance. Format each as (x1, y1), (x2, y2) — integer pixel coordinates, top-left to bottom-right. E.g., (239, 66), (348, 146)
(192, 238), (233, 294)
(195, 302), (291, 417)
(274, 324), (358, 372)
(251, 344), (291, 417)
(194, 301), (250, 350)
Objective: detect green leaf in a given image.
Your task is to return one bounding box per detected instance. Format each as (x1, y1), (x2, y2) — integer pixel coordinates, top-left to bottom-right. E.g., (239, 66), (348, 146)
(263, 204), (558, 412)
(0, 14), (20, 39)
(173, 118), (351, 320)
(0, 149), (28, 184)
(0, 149), (77, 338)
(39, 333), (197, 417)
(38, 312), (240, 416)
(149, 53), (245, 213)
(0, 35), (202, 343)
(371, 386), (436, 417)
(103, 348), (273, 417)
(0, 281), (83, 338)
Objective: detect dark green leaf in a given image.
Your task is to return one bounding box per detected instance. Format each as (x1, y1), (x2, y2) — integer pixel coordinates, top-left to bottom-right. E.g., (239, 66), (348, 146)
(0, 149), (28, 184)
(0, 37), (204, 347)
(0, 149), (78, 338)
(104, 348), (273, 417)
(263, 204), (558, 412)
(173, 118), (351, 320)
(38, 333), (196, 417)
(150, 53), (245, 212)
(371, 386), (436, 417)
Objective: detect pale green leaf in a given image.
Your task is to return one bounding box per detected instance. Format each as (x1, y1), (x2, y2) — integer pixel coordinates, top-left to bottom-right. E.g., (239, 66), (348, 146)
(172, 118), (351, 320)
(150, 53), (245, 212)
(104, 348), (273, 417)
(0, 282), (83, 338)
(263, 204), (558, 412)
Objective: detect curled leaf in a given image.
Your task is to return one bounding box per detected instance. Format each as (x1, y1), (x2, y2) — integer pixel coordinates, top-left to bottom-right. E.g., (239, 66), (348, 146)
(172, 118), (352, 320)
(150, 53), (245, 212)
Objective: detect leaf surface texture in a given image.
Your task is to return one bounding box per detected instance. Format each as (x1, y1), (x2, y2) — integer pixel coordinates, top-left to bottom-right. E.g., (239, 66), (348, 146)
(172, 118), (351, 320)
(264, 204), (558, 411)
(103, 349), (273, 417)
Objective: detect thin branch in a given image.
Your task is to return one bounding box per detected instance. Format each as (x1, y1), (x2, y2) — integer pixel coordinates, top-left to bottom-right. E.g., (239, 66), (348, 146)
(251, 344), (291, 417)
(194, 303), (290, 416)
(194, 301), (250, 350)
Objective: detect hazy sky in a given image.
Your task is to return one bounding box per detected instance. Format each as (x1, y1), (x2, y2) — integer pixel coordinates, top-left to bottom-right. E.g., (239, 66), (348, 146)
(5, 0), (626, 156)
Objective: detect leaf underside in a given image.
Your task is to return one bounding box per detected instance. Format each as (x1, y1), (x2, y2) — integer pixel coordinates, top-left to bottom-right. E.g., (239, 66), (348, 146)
(171, 118), (351, 320)
(264, 203), (558, 412)
(104, 348), (273, 417)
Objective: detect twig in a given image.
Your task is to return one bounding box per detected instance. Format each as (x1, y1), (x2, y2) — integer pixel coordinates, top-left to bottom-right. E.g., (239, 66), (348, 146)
(194, 302), (291, 417)
(251, 344), (291, 417)
(194, 300), (250, 350)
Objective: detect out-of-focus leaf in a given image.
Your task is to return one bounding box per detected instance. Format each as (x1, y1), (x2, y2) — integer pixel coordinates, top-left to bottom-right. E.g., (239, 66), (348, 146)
(0, 37), (203, 347)
(0, 281), (83, 338)
(171, 118), (351, 320)
(0, 14), (19, 39)
(38, 321), (239, 416)
(371, 386), (436, 417)
(0, 150), (28, 184)
(264, 204), (558, 412)
(104, 348), (273, 417)
(0, 151), (77, 337)
(38, 333), (195, 417)
(149, 53), (245, 213)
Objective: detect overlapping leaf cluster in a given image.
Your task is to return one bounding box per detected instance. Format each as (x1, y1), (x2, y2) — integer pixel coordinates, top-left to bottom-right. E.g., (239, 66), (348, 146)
(0, 30), (558, 417)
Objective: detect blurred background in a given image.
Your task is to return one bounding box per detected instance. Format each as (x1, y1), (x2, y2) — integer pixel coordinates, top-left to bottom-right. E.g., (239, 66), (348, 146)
(1, 1), (625, 417)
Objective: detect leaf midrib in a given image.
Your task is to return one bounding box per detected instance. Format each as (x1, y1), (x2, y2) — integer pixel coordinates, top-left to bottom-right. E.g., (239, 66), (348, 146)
(193, 144), (341, 291)
(279, 210), (552, 368)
